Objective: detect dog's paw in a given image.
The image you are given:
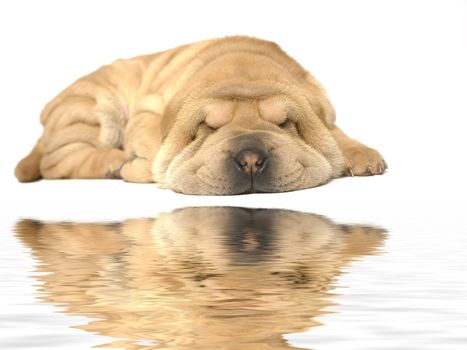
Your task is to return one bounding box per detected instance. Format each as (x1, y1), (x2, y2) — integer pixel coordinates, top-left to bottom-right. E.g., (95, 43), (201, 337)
(104, 149), (127, 179)
(119, 157), (153, 183)
(342, 144), (387, 176)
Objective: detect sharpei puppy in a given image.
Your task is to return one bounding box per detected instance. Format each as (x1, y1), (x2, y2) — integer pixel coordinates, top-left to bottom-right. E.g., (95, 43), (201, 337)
(15, 36), (387, 194)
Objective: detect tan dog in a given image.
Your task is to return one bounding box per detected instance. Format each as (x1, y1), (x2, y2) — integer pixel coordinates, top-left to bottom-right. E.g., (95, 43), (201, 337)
(15, 207), (386, 349)
(15, 36), (386, 194)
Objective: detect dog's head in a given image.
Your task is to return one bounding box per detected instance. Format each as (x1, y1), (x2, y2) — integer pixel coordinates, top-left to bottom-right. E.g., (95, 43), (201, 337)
(152, 82), (344, 195)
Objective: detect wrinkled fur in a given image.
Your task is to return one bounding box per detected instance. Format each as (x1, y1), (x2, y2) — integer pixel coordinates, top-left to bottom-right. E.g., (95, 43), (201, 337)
(15, 36), (386, 194)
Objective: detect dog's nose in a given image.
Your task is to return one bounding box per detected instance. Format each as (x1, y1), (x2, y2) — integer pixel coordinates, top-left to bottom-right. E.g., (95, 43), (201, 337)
(233, 149), (268, 175)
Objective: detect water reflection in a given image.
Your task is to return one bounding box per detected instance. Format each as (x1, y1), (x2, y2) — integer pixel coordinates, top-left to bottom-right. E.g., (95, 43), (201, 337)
(14, 207), (386, 350)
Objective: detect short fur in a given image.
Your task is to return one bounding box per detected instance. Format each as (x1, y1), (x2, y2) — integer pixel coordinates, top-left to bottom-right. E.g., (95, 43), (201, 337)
(15, 36), (386, 194)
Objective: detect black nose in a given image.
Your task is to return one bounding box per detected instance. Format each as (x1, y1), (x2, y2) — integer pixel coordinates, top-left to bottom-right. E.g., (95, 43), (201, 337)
(233, 149), (268, 175)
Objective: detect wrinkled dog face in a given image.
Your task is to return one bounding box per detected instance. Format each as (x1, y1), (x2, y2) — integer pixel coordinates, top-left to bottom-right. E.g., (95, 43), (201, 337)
(153, 93), (344, 195)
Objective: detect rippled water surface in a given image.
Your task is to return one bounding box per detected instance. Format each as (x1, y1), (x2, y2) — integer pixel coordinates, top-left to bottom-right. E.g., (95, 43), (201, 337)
(2, 204), (466, 349)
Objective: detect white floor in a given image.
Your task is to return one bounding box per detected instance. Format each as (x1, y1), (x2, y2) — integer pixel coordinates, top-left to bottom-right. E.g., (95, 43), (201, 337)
(1, 177), (466, 350)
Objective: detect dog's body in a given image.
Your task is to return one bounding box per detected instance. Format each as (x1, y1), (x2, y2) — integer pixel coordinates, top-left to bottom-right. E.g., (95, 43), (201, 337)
(15, 36), (386, 194)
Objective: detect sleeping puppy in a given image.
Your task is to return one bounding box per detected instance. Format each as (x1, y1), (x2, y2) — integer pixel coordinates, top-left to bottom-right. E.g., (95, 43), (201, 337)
(15, 36), (387, 194)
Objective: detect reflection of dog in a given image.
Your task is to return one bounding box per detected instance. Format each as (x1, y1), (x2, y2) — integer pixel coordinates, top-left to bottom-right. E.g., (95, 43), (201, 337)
(15, 36), (387, 194)
(15, 207), (386, 349)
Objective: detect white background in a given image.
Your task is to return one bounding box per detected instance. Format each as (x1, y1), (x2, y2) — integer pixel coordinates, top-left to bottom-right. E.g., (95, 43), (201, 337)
(0, 0), (466, 214)
(1, 2), (467, 349)
(0, 0), (467, 211)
